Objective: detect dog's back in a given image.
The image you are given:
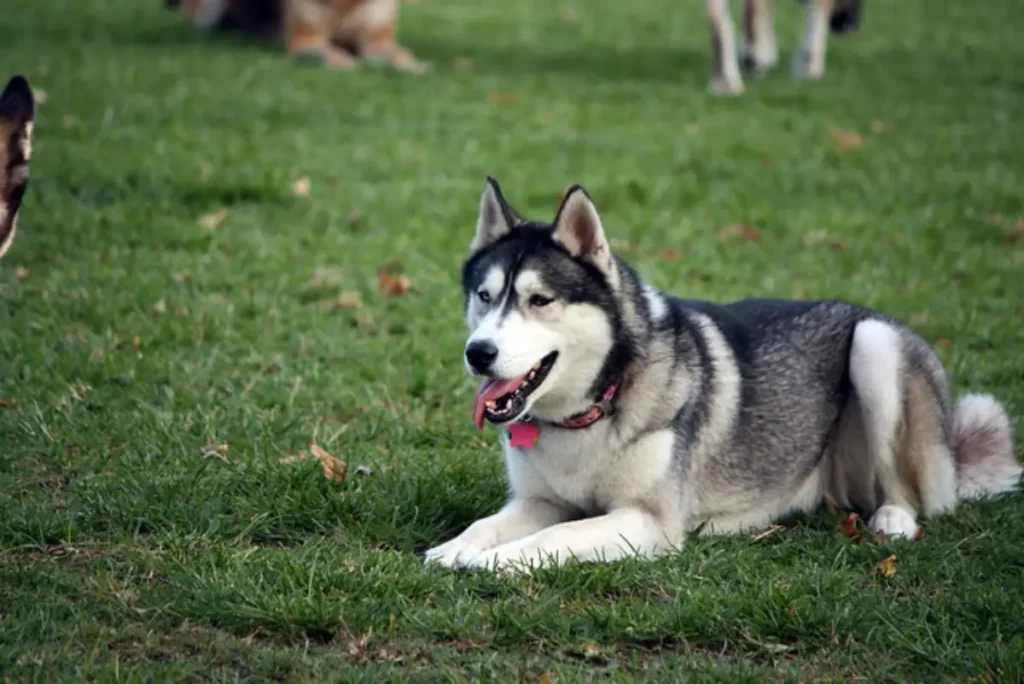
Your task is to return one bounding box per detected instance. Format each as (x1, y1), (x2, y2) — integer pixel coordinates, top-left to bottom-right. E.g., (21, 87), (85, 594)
(0, 75), (34, 260)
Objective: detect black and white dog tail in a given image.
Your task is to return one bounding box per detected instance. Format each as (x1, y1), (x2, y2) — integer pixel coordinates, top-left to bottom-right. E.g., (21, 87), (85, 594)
(951, 394), (1022, 500)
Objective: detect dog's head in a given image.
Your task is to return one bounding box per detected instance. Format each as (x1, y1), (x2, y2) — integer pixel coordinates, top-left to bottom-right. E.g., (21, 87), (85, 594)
(461, 178), (624, 429)
(0, 75), (35, 261)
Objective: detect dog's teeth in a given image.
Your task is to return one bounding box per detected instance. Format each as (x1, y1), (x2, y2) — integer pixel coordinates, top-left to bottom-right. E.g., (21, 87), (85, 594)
(486, 400), (497, 409)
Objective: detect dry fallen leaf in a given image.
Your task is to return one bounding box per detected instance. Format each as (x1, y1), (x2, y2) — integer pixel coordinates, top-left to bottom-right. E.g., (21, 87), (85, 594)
(0, 398), (17, 408)
(133, 336), (141, 349)
(292, 176), (311, 196)
(537, 672), (553, 684)
(838, 512), (862, 540)
(718, 223), (762, 242)
(935, 338), (952, 350)
(331, 291), (363, 310)
(310, 443), (346, 480)
(662, 248), (681, 261)
(199, 209), (229, 230)
(15, 267), (29, 279)
(914, 526), (926, 541)
(378, 267), (411, 297)
(829, 126), (864, 151)
(875, 554), (897, 577)
(487, 91), (521, 107)
(283, 443), (347, 481)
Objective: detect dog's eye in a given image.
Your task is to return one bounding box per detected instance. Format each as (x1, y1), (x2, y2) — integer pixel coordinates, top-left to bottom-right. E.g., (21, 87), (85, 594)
(478, 290), (491, 304)
(529, 294), (554, 308)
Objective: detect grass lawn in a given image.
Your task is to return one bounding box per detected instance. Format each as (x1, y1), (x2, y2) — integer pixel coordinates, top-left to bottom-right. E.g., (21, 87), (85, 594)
(2, 0), (1023, 679)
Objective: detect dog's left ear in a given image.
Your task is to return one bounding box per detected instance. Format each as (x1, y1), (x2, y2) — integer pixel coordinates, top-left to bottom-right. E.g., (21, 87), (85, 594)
(471, 176), (518, 252)
(552, 186), (614, 278)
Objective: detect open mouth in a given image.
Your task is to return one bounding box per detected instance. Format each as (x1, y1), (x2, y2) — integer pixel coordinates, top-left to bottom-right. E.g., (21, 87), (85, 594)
(472, 352), (558, 429)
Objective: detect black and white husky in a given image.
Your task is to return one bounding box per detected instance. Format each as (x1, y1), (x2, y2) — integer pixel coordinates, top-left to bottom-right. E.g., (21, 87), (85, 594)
(0, 75), (34, 260)
(425, 178), (1022, 573)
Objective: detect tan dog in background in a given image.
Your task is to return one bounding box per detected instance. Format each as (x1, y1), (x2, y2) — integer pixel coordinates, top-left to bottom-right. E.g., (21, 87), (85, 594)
(167, 0), (427, 73)
(0, 75), (35, 260)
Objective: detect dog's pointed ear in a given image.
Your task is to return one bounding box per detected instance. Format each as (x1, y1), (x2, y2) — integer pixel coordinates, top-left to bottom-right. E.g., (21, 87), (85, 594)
(552, 186), (614, 277)
(471, 176), (518, 252)
(0, 75), (35, 260)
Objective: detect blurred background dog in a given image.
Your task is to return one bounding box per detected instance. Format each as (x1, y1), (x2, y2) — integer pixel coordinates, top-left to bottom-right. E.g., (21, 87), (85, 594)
(0, 75), (34, 260)
(166, 0), (427, 73)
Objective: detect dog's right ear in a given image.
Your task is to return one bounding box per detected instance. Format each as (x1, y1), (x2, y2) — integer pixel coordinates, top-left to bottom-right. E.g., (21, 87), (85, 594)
(0, 74), (35, 260)
(471, 176), (518, 252)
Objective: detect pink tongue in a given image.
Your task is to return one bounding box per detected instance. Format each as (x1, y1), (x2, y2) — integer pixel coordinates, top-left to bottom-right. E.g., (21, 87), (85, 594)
(473, 375), (529, 430)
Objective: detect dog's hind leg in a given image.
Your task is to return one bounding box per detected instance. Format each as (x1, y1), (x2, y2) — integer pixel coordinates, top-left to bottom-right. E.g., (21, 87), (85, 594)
(741, 0), (777, 74)
(792, 0), (833, 79)
(847, 320), (927, 538)
(707, 0), (745, 95)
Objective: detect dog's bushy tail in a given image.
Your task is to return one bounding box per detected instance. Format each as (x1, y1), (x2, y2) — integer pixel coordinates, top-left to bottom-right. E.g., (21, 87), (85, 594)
(951, 394), (1022, 500)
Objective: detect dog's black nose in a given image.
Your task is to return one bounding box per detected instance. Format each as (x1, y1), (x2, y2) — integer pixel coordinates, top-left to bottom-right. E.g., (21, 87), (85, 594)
(465, 340), (498, 373)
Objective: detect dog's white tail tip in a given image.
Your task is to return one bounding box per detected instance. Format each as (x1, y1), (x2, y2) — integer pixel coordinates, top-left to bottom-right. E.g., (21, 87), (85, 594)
(952, 393), (1022, 500)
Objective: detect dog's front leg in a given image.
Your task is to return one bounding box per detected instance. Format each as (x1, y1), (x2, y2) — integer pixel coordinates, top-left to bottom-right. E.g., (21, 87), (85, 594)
(424, 498), (571, 569)
(459, 506), (672, 573)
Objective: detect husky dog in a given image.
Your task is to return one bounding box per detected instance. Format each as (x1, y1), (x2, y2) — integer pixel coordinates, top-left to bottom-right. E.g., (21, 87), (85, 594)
(424, 178), (1021, 573)
(166, 0), (427, 73)
(0, 75), (35, 260)
(707, 0), (863, 95)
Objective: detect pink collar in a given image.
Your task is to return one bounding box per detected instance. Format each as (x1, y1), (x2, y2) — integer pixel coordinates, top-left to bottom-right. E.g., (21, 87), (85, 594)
(507, 381), (620, 450)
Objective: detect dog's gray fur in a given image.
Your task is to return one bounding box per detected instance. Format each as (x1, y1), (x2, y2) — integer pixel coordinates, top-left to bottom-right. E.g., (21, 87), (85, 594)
(425, 178), (1021, 573)
(0, 75), (35, 260)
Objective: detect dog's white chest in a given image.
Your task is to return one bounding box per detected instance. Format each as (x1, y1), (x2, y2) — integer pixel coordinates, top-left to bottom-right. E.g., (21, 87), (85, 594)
(502, 424), (674, 513)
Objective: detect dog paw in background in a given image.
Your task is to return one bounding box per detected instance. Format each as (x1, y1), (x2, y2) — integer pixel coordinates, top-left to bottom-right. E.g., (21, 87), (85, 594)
(0, 74), (35, 260)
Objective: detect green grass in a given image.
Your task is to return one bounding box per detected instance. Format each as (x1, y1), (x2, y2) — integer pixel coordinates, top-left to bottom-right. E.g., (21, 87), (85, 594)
(2, 0), (1023, 679)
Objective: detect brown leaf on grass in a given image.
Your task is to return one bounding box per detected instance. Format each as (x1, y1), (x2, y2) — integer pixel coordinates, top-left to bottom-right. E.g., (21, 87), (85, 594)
(292, 176), (311, 196)
(1005, 219), (1024, 245)
(0, 398), (17, 408)
(15, 267), (29, 279)
(838, 512), (862, 541)
(934, 338), (951, 350)
(914, 526), (926, 541)
(718, 223), (762, 242)
(487, 91), (521, 107)
(133, 336), (141, 349)
(803, 230), (848, 252)
(537, 672), (553, 684)
(311, 443), (346, 480)
(199, 209), (229, 230)
(829, 126), (864, 151)
(331, 292), (363, 310)
(377, 266), (411, 297)
(662, 248), (681, 261)
(875, 554), (897, 577)
(282, 443), (347, 481)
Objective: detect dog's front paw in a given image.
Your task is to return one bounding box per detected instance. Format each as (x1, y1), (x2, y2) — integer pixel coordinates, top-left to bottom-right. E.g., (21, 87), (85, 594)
(423, 538), (485, 569)
(869, 504), (919, 540)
